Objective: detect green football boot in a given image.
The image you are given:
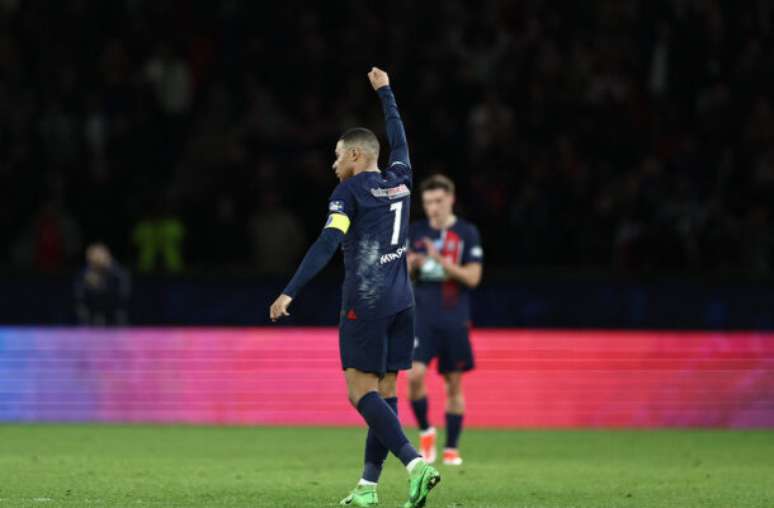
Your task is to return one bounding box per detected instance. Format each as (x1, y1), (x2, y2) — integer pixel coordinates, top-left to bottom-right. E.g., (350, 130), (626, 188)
(403, 461), (441, 508)
(340, 484), (378, 507)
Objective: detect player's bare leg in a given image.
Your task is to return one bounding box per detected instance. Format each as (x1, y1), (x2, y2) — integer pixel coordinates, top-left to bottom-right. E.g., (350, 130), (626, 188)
(408, 362), (436, 463)
(407, 362), (428, 401)
(442, 372), (465, 465)
(379, 372), (397, 399)
(346, 368), (381, 407)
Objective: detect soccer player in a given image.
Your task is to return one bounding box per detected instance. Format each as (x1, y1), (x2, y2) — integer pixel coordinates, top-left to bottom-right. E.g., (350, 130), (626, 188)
(269, 67), (440, 508)
(406, 175), (483, 466)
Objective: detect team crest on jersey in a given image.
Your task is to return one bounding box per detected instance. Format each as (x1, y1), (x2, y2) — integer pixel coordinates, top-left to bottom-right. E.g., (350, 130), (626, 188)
(370, 184), (410, 200)
(329, 200), (344, 212)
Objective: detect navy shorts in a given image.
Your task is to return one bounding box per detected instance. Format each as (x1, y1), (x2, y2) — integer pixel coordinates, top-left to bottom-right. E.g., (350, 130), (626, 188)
(339, 306), (415, 377)
(414, 317), (475, 374)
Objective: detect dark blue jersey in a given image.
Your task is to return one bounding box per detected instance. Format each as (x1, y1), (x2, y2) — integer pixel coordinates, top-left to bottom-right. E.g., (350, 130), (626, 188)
(410, 218), (483, 323)
(282, 86), (414, 320)
(328, 167), (413, 319)
(327, 86), (413, 319)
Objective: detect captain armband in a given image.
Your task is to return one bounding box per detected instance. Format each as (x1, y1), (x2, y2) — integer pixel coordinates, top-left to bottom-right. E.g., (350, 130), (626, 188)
(325, 213), (351, 234)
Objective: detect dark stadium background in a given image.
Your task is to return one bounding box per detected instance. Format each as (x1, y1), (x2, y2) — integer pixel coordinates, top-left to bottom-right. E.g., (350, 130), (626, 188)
(0, 0), (772, 327)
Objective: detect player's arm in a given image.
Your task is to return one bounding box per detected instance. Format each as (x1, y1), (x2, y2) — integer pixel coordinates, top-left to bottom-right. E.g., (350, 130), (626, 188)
(368, 67), (411, 172)
(269, 225), (345, 322)
(271, 183), (355, 321)
(441, 261), (482, 288)
(423, 228), (484, 288)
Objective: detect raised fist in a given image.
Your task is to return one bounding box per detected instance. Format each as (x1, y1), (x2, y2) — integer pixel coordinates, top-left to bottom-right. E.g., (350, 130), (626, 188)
(368, 67), (390, 91)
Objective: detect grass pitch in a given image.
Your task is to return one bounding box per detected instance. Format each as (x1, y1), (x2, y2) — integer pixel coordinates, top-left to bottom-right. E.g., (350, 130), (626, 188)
(0, 425), (772, 507)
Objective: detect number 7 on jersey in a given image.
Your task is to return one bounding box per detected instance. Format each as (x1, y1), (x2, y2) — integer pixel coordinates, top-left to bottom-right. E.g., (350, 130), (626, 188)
(390, 201), (403, 245)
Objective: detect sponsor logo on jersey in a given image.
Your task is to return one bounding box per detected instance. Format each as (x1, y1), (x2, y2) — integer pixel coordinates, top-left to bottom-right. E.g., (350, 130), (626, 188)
(329, 200), (344, 212)
(370, 184), (410, 200)
(470, 246), (483, 258)
(380, 243), (409, 265)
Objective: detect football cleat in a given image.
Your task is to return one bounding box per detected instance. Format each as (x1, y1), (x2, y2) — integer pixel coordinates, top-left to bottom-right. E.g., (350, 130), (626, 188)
(340, 484), (378, 507)
(418, 427), (437, 464)
(403, 461), (441, 508)
(442, 448), (463, 466)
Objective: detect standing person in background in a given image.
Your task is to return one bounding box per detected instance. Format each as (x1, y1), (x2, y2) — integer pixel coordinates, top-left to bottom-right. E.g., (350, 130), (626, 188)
(74, 243), (131, 326)
(407, 175), (483, 466)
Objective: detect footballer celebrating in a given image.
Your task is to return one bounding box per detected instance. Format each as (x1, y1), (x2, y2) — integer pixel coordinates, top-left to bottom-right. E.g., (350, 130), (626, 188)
(407, 175), (483, 466)
(270, 68), (440, 508)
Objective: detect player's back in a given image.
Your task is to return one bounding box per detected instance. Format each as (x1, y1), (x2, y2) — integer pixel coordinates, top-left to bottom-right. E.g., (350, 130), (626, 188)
(331, 168), (413, 320)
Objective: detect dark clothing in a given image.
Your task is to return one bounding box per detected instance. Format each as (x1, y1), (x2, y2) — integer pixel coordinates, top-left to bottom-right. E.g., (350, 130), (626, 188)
(283, 86), (414, 321)
(413, 318), (475, 373)
(339, 306), (415, 376)
(410, 217), (482, 372)
(74, 263), (131, 326)
(410, 218), (483, 323)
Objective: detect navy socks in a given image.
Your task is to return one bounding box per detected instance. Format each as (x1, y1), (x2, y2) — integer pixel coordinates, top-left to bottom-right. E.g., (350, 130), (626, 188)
(445, 412), (464, 449)
(410, 396), (430, 431)
(362, 397), (398, 482)
(357, 391), (420, 467)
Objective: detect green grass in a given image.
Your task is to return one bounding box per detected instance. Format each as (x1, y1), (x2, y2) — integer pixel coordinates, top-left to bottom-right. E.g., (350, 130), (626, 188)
(0, 425), (772, 507)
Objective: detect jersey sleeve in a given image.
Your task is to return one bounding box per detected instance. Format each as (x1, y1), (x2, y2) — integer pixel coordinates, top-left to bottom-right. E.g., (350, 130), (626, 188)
(462, 224), (484, 265)
(283, 228), (344, 298)
(377, 86), (412, 182)
(325, 182), (357, 234)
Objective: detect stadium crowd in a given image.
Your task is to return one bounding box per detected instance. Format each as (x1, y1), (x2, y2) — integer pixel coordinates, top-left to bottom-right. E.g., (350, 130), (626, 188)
(1, 0), (772, 275)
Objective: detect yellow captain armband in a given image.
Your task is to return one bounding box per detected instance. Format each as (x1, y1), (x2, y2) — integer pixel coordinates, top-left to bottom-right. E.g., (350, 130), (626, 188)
(325, 213), (351, 234)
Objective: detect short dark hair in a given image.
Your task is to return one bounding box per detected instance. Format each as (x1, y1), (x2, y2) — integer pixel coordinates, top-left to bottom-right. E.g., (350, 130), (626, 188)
(420, 174), (455, 195)
(339, 127), (380, 156)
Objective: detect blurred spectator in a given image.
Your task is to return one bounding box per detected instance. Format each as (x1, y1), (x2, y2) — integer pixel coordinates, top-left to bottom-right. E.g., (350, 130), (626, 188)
(145, 44), (193, 117)
(467, 91), (514, 164)
(131, 200), (186, 273)
(248, 191), (305, 275)
(194, 192), (244, 268)
(74, 243), (131, 326)
(11, 198), (82, 272)
(0, 1), (771, 276)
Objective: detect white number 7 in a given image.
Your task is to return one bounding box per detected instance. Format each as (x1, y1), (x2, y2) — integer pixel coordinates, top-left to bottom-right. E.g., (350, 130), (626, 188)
(390, 201), (403, 245)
